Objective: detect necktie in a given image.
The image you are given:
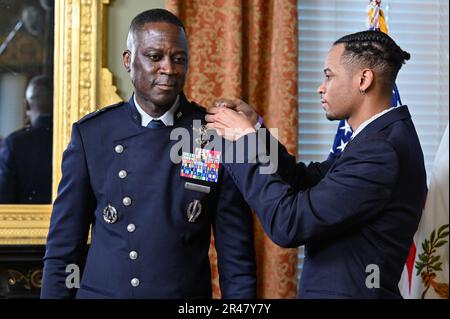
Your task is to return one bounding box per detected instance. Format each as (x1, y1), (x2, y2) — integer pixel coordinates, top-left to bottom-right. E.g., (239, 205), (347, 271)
(147, 119), (165, 129)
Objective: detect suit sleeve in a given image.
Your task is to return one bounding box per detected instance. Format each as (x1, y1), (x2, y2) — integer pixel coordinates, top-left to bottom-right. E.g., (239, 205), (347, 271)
(212, 166), (257, 298)
(224, 135), (399, 248)
(0, 137), (18, 203)
(262, 127), (333, 191)
(41, 124), (95, 299)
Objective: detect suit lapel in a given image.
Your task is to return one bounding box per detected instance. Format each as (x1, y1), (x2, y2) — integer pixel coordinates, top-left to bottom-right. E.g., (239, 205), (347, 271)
(348, 105), (411, 147)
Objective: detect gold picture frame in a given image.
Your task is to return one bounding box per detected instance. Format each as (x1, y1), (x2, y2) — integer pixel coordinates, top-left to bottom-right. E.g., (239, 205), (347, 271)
(0, 0), (121, 245)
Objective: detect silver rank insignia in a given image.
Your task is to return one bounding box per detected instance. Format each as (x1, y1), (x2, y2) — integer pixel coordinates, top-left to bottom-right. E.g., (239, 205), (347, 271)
(193, 123), (213, 148)
(103, 204), (118, 224)
(187, 200), (202, 223)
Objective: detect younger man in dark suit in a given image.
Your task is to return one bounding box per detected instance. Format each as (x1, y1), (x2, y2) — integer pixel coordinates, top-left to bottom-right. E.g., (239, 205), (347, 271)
(206, 31), (427, 298)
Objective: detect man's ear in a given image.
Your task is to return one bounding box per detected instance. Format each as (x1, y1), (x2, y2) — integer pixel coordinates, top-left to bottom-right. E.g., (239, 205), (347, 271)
(123, 50), (131, 73)
(359, 69), (374, 92)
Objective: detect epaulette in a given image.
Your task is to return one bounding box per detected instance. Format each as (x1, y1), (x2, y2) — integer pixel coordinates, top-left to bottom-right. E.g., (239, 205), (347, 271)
(77, 101), (125, 124)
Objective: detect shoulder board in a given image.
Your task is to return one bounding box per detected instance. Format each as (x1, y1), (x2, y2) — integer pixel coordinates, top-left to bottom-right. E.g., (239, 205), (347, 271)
(77, 101), (125, 124)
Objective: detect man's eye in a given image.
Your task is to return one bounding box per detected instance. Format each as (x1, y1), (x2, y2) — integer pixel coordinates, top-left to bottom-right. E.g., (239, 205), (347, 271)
(147, 54), (161, 61)
(173, 56), (186, 64)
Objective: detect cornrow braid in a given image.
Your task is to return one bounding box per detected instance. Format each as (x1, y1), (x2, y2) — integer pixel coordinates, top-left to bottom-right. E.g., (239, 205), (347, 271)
(334, 30), (410, 86)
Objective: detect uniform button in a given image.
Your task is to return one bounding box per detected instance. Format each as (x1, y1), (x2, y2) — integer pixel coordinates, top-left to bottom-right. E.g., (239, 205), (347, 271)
(118, 170), (128, 179)
(129, 251), (138, 260)
(123, 197), (132, 206)
(131, 278), (140, 287)
(115, 145), (124, 153)
(127, 224), (136, 233)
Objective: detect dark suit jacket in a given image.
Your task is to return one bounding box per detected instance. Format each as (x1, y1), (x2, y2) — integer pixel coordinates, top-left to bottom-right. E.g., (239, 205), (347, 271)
(224, 105), (426, 298)
(41, 94), (256, 299)
(0, 116), (53, 204)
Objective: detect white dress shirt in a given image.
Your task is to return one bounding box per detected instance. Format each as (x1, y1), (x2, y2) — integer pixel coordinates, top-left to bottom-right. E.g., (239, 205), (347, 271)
(351, 106), (397, 140)
(133, 94), (180, 127)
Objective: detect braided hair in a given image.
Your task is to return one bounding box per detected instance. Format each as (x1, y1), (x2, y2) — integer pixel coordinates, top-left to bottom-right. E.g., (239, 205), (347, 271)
(334, 31), (410, 90)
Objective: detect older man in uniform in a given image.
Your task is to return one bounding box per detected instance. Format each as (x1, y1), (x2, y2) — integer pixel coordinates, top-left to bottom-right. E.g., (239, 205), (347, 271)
(41, 9), (256, 299)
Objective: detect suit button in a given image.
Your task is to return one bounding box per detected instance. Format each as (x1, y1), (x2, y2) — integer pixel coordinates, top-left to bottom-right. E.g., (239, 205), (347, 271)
(131, 278), (140, 287)
(127, 224), (136, 233)
(129, 251), (138, 260)
(118, 170), (128, 179)
(123, 197), (132, 206)
(115, 145), (124, 153)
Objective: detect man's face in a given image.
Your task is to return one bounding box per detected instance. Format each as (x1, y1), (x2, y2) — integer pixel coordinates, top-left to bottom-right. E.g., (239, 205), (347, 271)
(25, 83), (52, 113)
(317, 44), (360, 121)
(123, 22), (188, 109)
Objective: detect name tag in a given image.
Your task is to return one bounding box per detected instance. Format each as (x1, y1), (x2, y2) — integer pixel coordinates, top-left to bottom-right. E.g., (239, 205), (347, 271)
(180, 148), (221, 183)
(184, 182), (211, 194)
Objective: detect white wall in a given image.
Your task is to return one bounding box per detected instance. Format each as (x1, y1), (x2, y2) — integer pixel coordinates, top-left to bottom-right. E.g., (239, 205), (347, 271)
(0, 73), (27, 138)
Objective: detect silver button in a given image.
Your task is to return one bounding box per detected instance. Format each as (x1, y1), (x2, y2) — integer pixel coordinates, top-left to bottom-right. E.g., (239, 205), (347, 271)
(131, 278), (140, 287)
(127, 224), (136, 233)
(123, 197), (132, 206)
(115, 145), (124, 153)
(129, 251), (138, 260)
(118, 170), (128, 179)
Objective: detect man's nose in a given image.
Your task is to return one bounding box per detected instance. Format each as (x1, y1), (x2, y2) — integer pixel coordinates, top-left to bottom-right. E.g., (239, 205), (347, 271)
(317, 82), (325, 95)
(160, 57), (175, 75)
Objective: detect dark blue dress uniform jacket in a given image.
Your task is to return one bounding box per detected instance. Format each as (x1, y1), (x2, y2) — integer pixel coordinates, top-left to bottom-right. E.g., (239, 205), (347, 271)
(41, 94), (256, 299)
(0, 116), (53, 204)
(225, 105), (426, 298)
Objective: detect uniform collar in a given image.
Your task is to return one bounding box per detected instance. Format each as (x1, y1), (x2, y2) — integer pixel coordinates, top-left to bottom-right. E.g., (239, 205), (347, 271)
(32, 115), (53, 129)
(133, 94), (180, 127)
(128, 92), (196, 129)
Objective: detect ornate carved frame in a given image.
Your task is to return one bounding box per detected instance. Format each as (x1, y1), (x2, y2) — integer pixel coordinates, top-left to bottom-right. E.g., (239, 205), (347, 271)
(0, 0), (121, 245)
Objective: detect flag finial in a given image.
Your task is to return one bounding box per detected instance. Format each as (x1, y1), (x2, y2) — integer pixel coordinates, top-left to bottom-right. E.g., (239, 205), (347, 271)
(368, 0), (388, 33)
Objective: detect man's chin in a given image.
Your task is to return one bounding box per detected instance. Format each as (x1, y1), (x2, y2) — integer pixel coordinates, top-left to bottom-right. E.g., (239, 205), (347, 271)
(325, 112), (338, 121)
(324, 109), (347, 122)
(153, 94), (179, 108)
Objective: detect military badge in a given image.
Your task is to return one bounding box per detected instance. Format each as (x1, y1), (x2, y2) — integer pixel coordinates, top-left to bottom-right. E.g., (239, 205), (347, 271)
(103, 204), (118, 224)
(193, 124), (213, 148)
(187, 200), (202, 223)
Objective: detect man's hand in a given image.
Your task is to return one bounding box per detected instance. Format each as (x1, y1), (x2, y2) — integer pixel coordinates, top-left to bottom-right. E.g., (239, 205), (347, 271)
(206, 106), (256, 141)
(211, 98), (259, 127)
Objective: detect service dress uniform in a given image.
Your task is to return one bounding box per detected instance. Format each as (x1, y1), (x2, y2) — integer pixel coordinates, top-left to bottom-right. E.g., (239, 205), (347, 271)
(41, 93), (256, 299)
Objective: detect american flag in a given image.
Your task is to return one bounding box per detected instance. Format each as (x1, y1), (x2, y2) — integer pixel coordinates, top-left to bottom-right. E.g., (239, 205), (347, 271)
(328, 0), (402, 159)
